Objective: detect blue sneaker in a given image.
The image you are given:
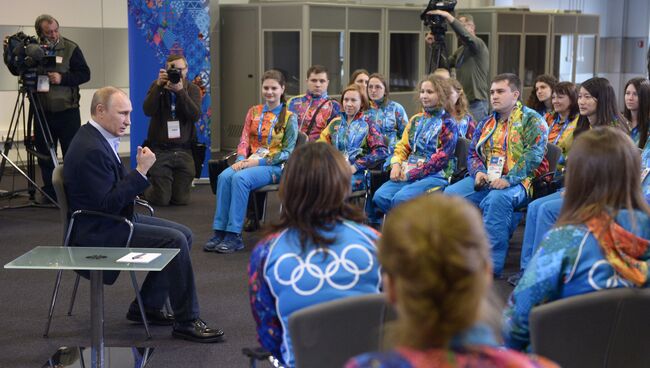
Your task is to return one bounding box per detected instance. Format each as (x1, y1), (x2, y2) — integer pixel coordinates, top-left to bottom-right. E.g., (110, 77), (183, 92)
(203, 230), (226, 252)
(215, 232), (245, 254)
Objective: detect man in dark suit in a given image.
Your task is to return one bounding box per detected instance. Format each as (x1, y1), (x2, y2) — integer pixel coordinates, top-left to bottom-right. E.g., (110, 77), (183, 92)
(64, 86), (223, 343)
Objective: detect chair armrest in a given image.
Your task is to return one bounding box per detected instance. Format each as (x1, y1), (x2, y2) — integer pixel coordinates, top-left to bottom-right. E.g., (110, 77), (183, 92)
(135, 197), (154, 216)
(66, 210), (135, 248)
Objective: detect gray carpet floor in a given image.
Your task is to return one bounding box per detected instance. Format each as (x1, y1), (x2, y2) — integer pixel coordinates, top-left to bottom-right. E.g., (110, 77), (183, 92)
(0, 168), (519, 368)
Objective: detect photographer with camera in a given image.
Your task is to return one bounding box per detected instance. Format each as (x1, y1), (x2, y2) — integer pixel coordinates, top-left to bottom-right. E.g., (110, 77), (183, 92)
(33, 14), (90, 203)
(142, 54), (202, 206)
(425, 11), (489, 123)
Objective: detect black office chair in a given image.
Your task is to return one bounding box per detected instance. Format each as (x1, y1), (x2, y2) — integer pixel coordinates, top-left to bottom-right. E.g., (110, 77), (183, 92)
(45, 165), (152, 339)
(530, 288), (650, 368)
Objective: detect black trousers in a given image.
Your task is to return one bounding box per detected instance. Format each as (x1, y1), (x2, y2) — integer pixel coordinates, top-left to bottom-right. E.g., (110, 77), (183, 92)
(34, 108), (81, 199)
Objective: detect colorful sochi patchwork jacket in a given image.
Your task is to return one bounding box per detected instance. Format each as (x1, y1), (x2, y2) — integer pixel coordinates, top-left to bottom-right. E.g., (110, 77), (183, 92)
(318, 111), (388, 171)
(391, 107), (458, 181)
(367, 98), (409, 154)
(469, 101), (548, 193)
(236, 103), (298, 166)
(287, 92), (341, 141)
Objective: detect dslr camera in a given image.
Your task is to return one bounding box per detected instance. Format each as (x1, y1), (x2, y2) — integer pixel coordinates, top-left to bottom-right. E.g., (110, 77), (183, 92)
(420, 0), (458, 36)
(166, 65), (182, 84)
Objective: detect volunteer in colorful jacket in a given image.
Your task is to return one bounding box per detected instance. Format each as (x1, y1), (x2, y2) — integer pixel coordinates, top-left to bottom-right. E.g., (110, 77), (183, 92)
(318, 84), (388, 191)
(205, 70), (298, 253)
(444, 73), (548, 277)
(372, 74), (458, 218)
(504, 127), (650, 351)
(287, 65), (341, 141)
(249, 142), (381, 368)
(623, 77), (650, 149)
(366, 73), (409, 158)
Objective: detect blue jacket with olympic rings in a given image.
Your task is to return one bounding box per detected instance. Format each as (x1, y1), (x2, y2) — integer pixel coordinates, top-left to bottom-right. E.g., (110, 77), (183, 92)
(248, 221), (382, 368)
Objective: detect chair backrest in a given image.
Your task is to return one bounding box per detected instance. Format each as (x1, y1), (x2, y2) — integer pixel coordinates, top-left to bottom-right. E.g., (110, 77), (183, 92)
(545, 143), (562, 174)
(51, 165), (69, 243)
(288, 293), (394, 368)
(530, 287), (650, 368)
(455, 137), (470, 171)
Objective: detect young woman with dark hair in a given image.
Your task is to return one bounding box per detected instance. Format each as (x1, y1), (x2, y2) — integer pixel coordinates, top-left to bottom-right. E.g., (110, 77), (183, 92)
(505, 127), (650, 351)
(366, 73), (409, 159)
(346, 194), (557, 368)
(349, 68), (370, 96)
(205, 70), (298, 253)
(318, 84), (388, 191)
(249, 142), (381, 368)
(623, 77), (650, 149)
(526, 74), (558, 116)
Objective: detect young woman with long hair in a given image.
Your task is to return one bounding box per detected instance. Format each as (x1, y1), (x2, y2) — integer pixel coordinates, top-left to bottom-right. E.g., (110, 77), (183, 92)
(526, 74), (558, 116)
(249, 142), (381, 368)
(205, 70), (298, 253)
(505, 127), (650, 351)
(623, 77), (650, 149)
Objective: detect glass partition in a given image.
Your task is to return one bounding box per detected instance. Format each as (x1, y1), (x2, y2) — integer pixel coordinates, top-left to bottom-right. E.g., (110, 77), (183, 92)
(524, 35), (547, 87)
(575, 35), (596, 84)
(553, 35), (574, 82)
(264, 31), (300, 95)
(312, 31), (344, 94)
(389, 33), (418, 92)
(497, 35), (520, 75)
(350, 32), (379, 75)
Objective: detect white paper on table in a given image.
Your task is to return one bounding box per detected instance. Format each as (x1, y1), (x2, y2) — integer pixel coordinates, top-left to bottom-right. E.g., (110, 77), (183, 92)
(116, 252), (161, 263)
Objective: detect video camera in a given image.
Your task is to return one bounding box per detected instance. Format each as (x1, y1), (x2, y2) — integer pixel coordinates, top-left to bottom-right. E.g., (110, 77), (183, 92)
(3, 31), (56, 89)
(420, 0), (457, 37)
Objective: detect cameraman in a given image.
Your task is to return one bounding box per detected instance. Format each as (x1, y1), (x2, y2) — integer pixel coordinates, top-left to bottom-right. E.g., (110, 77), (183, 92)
(34, 14), (90, 203)
(142, 54), (202, 206)
(426, 11), (489, 122)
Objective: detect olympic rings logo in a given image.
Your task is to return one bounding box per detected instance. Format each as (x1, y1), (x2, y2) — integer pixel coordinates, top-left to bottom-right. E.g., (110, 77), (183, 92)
(272, 244), (374, 296)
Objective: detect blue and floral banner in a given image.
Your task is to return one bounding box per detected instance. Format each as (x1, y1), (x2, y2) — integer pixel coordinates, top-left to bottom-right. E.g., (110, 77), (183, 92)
(127, 0), (211, 177)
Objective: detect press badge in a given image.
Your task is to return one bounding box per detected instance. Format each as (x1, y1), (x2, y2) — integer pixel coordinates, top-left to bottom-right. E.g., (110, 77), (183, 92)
(487, 156), (505, 182)
(642, 168), (650, 182)
(167, 120), (180, 139)
(402, 155), (425, 173)
(249, 147), (270, 160)
(56, 56), (63, 64)
(37, 75), (50, 92)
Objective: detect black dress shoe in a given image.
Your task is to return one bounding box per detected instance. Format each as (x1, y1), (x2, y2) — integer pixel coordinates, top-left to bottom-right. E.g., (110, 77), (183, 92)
(172, 319), (224, 343)
(126, 303), (175, 326)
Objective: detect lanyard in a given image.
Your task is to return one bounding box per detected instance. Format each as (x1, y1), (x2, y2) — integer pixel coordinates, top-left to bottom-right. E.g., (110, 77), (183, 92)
(549, 114), (570, 145)
(489, 119), (509, 155)
(170, 93), (177, 120)
(335, 114), (362, 154)
(258, 108), (280, 145)
(412, 114), (440, 155)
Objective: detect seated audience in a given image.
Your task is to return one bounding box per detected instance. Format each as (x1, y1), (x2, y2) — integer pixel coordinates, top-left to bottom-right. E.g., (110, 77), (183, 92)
(64, 86), (223, 342)
(249, 142), (382, 368)
(371, 75), (458, 222)
(444, 73), (548, 277)
(318, 84), (388, 191)
(288, 65), (341, 141)
(515, 77), (630, 276)
(623, 77), (650, 148)
(206, 70), (298, 253)
(504, 127), (650, 351)
(448, 78), (477, 139)
(526, 74), (557, 117)
(346, 194), (557, 368)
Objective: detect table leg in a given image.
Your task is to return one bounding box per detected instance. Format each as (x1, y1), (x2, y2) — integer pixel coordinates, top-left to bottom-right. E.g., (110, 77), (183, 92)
(89, 270), (104, 368)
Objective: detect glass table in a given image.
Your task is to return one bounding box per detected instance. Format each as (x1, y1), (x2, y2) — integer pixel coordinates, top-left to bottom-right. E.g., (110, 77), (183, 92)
(5, 246), (179, 368)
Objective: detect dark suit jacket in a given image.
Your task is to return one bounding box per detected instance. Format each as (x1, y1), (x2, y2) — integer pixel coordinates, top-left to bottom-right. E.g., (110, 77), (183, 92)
(64, 123), (150, 284)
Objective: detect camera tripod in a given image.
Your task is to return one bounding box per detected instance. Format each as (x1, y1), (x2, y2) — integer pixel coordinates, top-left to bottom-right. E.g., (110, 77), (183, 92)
(0, 83), (59, 208)
(426, 29), (449, 75)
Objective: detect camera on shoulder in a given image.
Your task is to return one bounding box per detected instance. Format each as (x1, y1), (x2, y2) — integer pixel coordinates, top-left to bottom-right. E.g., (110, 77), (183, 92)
(167, 65), (182, 84)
